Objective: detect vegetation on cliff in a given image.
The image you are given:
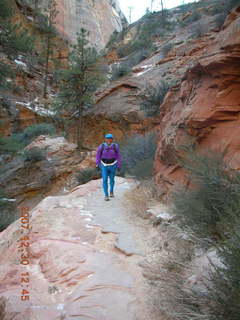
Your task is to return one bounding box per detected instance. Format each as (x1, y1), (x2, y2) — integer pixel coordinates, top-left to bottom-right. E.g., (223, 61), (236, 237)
(54, 28), (106, 149)
(0, 0), (35, 89)
(155, 148), (240, 320)
(119, 132), (157, 179)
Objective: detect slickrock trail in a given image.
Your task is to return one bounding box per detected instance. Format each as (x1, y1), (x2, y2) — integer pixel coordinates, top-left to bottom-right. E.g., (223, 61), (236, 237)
(0, 177), (156, 320)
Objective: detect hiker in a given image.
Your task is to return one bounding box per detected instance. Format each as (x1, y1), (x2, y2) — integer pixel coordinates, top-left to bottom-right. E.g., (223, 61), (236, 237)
(96, 133), (122, 201)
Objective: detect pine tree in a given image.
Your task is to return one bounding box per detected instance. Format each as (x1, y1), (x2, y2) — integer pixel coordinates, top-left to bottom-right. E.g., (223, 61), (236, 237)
(0, 0), (35, 57)
(54, 28), (105, 150)
(0, 0), (35, 88)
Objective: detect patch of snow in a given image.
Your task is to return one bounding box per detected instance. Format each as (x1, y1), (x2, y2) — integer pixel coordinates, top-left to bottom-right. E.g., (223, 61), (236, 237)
(16, 101), (56, 117)
(56, 304), (64, 311)
(133, 64), (154, 77)
(147, 204), (175, 221)
(112, 6), (120, 18)
(86, 224), (95, 229)
(80, 211), (93, 217)
(34, 106), (56, 116)
(16, 101), (31, 108)
(14, 60), (27, 68)
(140, 64), (153, 69)
(179, 232), (191, 240)
(1, 198), (16, 202)
(156, 212), (174, 221)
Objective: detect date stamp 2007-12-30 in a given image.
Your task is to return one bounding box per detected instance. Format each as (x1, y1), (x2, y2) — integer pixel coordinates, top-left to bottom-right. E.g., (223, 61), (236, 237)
(17, 206), (31, 302)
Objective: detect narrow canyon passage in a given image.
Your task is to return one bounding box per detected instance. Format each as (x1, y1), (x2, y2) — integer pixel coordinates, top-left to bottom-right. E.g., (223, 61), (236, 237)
(0, 177), (156, 320)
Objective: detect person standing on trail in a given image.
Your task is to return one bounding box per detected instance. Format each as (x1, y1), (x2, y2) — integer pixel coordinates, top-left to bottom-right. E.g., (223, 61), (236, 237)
(96, 133), (122, 201)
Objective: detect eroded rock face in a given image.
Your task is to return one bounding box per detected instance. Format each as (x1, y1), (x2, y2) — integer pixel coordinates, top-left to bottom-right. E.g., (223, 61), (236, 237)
(38, 0), (127, 50)
(0, 136), (96, 207)
(154, 6), (240, 196)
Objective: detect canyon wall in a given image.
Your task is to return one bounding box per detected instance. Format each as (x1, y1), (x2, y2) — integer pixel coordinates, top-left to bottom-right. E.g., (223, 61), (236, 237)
(43, 0), (127, 50)
(76, 4), (240, 196)
(154, 7), (240, 197)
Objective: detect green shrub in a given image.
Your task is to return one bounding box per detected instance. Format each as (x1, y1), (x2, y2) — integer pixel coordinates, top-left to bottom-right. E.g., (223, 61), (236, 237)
(162, 42), (173, 57)
(0, 22), (35, 58)
(119, 132), (157, 179)
(0, 0), (35, 59)
(76, 167), (100, 185)
(0, 188), (18, 232)
(171, 148), (240, 243)
(209, 0), (239, 15)
(228, 0), (240, 10)
(106, 30), (119, 49)
(180, 10), (202, 27)
(189, 10), (202, 22)
(214, 13), (227, 29)
(0, 0), (12, 20)
(129, 48), (154, 65)
(151, 145), (240, 320)
(191, 21), (208, 38)
(0, 135), (25, 154)
(140, 81), (169, 117)
(111, 46), (155, 80)
(0, 123), (56, 154)
(19, 123), (56, 145)
(207, 225), (240, 320)
(0, 62), (14, 89)
(157, 220), (240, 320)
(116, 40), (155, 59)
(111, 62), (131, 80)
(23, 147), (47, 162)
(116, 11), (173, 59)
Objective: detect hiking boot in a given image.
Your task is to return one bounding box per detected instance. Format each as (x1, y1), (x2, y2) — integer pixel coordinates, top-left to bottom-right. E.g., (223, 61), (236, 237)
(104, 196), (110, 201)
(110, 192), (114, 198)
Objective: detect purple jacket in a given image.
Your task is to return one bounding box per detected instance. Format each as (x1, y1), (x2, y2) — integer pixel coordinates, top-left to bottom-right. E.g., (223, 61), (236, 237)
(96, 143), (122, 169)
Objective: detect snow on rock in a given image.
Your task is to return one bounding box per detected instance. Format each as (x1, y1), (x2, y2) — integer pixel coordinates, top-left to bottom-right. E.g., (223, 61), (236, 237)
(16, 101), (56, 117)
(0, 198), (16, 202)
(146, 203), (175, 222)
(132, 64), (154, 77)
(185, 249), (224, 293)
(14, 59), (27, 68)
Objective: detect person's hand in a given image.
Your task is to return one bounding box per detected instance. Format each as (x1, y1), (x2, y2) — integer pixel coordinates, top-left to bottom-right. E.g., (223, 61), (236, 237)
(117, 167), (121, 173)
(96, 165), (100, 171)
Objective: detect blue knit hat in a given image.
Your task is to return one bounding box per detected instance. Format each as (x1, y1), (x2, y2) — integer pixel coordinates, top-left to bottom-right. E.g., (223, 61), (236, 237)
(105, 133), (113, 139)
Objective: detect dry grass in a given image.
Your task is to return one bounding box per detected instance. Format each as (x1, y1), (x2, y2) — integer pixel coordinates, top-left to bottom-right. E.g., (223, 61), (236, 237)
(124, 178), (160, 219)
(141, 224), (209, 320)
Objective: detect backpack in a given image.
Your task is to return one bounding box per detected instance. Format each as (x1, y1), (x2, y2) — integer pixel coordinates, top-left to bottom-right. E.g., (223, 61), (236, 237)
(100, 142), (118, 157)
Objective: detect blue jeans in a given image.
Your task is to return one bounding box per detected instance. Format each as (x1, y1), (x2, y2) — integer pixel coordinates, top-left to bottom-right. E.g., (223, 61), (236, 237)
(100, 163), (117, 197)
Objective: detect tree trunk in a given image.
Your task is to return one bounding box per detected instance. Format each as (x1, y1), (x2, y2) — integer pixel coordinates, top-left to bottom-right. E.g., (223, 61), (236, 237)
(151, 0), (154, 12)
(43, 35), (50, 98)
(76, 116), (82, 150)
(160, 0), (164, 15)
(34, 0), (39, 22)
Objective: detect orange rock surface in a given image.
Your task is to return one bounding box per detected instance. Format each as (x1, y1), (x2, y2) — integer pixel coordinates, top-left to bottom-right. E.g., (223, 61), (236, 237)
(154, 7), (240, 196)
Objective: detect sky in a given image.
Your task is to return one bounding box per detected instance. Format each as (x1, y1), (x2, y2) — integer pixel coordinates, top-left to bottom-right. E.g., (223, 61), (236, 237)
(118, 0), (198, 23)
